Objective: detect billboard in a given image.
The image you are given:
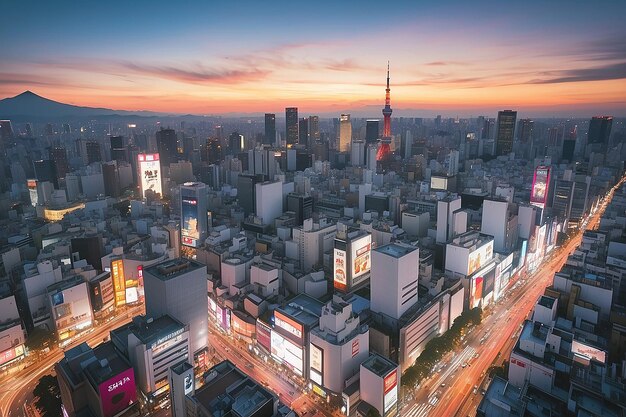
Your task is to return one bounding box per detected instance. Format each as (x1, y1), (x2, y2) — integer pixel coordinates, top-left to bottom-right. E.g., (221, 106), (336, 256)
(334, 248), (347, 291)
(137, 153), (162, 198)
(310, 343), (323, 386)
(383, 371), (398, 414)
(530, 166), (551, 207)
(0, 345), (24, 366)
(111, 259), (126, 307)
(271, 330), (303, 376)
(215, 305), (231, 332)
(181, 197), (199, 248)
(274, 311), (303, 341)
(351, 235), (372, 282)
(352, 339), (360, 358)
(430, 176), (448, 191)
(28, 179), (38, 206)
(571, 340), (606, 364)
(468, 240), (494, 276)
(125, 287), (138, 304)
(256, 320), (271, 352)
(98, 367), (136, 417)
(470, 276), (484, 309)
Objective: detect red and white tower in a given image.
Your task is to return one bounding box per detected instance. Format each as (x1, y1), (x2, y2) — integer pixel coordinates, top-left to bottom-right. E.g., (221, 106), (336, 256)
(377, 62), (392, 161)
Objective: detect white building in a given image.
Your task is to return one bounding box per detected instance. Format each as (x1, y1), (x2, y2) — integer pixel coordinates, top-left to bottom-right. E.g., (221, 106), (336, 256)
(436, 196), (462, 244)
(255, 180), (283, 225)
(46, 275), (94, 342)
(23, 260), (63, 330)
(370, 243), (419, 320)
(286, 218), (336, 271)
(0, 294), (26, 367)
(481, 198), (518, 253)
(339, 114), (352, 152)
(250, 263), (279, 297)
(359, 354), (400, 417)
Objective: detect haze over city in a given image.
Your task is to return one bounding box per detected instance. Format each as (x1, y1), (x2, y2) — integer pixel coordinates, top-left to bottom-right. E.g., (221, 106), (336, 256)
(1, 0), (626, 116)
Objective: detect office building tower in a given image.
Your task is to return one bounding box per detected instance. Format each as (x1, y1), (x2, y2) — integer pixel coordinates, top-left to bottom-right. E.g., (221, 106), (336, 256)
(360, 354), (400, 417)
(285, 107), (299, 146)
(168, 362), (194, 417)
(86, 141), (102, 164)
(377, 63), (393, 161)
(71, 235), (104, 270)
(237, 174), (262, 216)
(156, 127), (178, 166)
(334, 225), (372, 293)
(228, 131), (244, 154)
(0, 120), (14, 141)
(517, 118), (533, 143)
(286, 193), (313, 226)
(144, 259), (209, 359)
(264, 113), (276, 145)
(401, 131), (412, 159)
(204, 138), (222, 164)
(309, 115), (320, 142)
(299, 117), (309, 147)
(102, 162), (121, 197)
(49, 147), (69, 179)
(587, 115), (613, 152)
(180, 182), (208, 248)
(351, 139), (365, 166)
(436, 196), (463, 244)
(109, 135), (127, 162)
(366, 120), (380, 144)
(34, 159), (58, 189)
(370, 243), (419, 320)
(339, 114), (352, 152)
(562, 136), (576, 161)
(495, 110), (517, 156)
(481, 199), (517, 253)
(255, 180), (283, 225)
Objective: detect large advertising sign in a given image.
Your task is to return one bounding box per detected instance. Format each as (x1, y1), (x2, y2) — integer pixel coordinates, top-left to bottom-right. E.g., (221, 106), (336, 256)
(571, 340), (606, 364)
(351, 235), (371, 283)
(271, 330), (303, 376)
(468, 240), (493, 276)
(530, 166), (551, 208)
(137, 153), (162, 198)
(383, 371), (398, 414)
(181, 197), (199, 248)
(470, 276), (484, 309)
(310, 343), (323, 386)
(334, 248), (347, 291)
(111, 259), (126, 307)
(274, 311), (303, 341)
(215, 305), (231, 332)
(0, 345), (24, 366)
(256, 320), (271, 352)
(98, 367), (136, 417)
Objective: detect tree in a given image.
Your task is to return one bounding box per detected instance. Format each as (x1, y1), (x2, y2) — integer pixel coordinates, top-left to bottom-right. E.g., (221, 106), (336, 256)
(33, 375), (61, 417)
(26, 328), (55, 351)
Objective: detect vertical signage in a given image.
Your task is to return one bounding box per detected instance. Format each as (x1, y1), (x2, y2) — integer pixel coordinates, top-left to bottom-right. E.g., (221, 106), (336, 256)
(111, 259), (126, 307)
(334, 248), (347, 291)
(137, 153), (162, 198)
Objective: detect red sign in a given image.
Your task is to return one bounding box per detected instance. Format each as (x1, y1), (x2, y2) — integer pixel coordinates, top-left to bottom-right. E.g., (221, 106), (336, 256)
(352, 339), (359, 357)
(384, 371), (397, 394)
(256, 320), (271, 351)
(511, 358), (526, 368)
(0, 346), (22, 366)
(98, 367), (137, 417)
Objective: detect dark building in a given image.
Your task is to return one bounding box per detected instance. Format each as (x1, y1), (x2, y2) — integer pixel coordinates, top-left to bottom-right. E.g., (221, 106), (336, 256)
(0, 120), (14, 147)
(49, 147), (69, 179)
(33, 159), (58, 188)
(562, 138), (576, 162)
(182, 136), (194, 160)
(264, 113), (276, 145)
(298, 117), (309, 147)
(86, 141), (102, 164)
(313, 139), (329, 162)
(495, 110), (517, 156)
(365, 119), (380, 144)
(285, 107), (298, 146)
(102, 163), (121, 197)
(204, 138), (222, 164)
(287, 193), (313, 225)
(517, 119), (533, 143)
(587, 116), (613, 152)
(296, 150), (313, 172)
(110, 135), (127, 162)
(237, 174), (263, 216)
(156, 127), (178, 166)
(365, 194), (389, 216)
(62, 123), (71, 134)
(71, 235), (104, 271)
(229, 132), (243, 154)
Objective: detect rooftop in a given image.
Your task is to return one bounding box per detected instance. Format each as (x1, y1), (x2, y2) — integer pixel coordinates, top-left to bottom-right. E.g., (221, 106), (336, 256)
(361, 353), (397, 377)
(374, 243), (417, 258)
(145, 258), (205, 281)
(110, 314), (186, 350)
(537, 295), (556, 309)
(477, 376), (525, 417)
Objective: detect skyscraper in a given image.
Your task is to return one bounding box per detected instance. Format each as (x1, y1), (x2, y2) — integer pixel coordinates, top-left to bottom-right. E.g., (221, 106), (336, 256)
(495, 110), (517, 156)
(377, 63), (392, 161)
(339, 114), (352, 152)
(308, 115), (320, 143)
(264, 113), (276, 145)
(517, 119), (533, 144)
(34, 159), (58, 188)
(298, 117), (309, 147)
(110, 135), (127, 162)
(365, 120), (380, 144)
(587, 116), (612, 152)
(49, 147), (68, 179)
(285, 107), (298, 146)
(156, 127), (178, 166)
(85, 141), (102, 164)
(180, 182), (208, 248)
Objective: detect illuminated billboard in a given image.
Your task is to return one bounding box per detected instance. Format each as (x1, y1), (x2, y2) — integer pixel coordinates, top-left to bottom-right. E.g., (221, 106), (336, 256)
(310, 343), (323, 386)
(530, 166), (551, 208)
(181, 197), (199, 247)
(334, 248), (347, 291)
(28, 179), (38, 206)
(383, 371), (398, 414)
(430, 176), (448, 191)
(270, 330), (303, 376)
(125, 287), (138, 304)
(256, 320), (271, 352)
(274, 311), (303, 341)
(0, 345), (25, 366)
(470, 276), (484, 309)
(572, 340), (606, 364)
(98, 367), (137, 417)
(215, 305), (231, 332)
(111, 259), (126, 307)
(137, 153), (162, 198)
(351, 235), (372, 282)
(468, 240), (493, 276)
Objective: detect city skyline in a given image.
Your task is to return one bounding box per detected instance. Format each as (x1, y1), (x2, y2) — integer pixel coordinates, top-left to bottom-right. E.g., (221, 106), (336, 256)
(1, 1), (626, 117)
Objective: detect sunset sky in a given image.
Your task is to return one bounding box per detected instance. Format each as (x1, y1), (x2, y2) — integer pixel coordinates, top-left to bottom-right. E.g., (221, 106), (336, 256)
(1, 0), (625, 117)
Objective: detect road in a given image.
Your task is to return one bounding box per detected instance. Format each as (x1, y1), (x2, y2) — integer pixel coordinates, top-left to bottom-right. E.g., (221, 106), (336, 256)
(400, 175), (624, 417)
(0, 304), (145, 417)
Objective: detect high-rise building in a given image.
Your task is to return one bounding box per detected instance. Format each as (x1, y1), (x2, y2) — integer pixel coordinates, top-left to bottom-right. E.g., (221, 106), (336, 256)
(286, 193), (313, 226)
(71, 235), (104, 270)
(285, 107), (299, 146)
(377, 63), (393, 161)
(339, 114), (352, 152)
(366, 120), (380, 144)
(228, 131), (244, 154)
(0, 120), (14, 150)
(144, 259), (209, 359)
(237, 174), (262, 216)
(180, 182), (208, 248)
(102, 162), (121, 197)
(495, 110), (517, 156)
(204, 138), (221, 164)
(264, 113), (276, 145)
(517, 118), (533, 143)
(370, 243), (419, 320)
(49, 147), (68, 179)
(33, 159), (58, 188)
(309, 115), (320, 142)
(86, 141), (102, 164)
(481, 199), (517, 253)
(299, 117), (309, 147)
(109, 135), (127, 162)
(333, 225), (372, 293)
(587, 116), (613, 152)
(255, 180), (283, 225)
(156, 127), (178, 166)
(436, 196), (463, 244)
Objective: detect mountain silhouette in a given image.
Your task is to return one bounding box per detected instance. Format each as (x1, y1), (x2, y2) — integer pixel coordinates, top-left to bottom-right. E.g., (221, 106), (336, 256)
(0, 91), (162, 120)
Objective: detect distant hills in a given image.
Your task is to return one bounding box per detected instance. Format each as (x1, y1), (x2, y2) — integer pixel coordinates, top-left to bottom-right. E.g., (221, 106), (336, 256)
(0, 91), (164, 120)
